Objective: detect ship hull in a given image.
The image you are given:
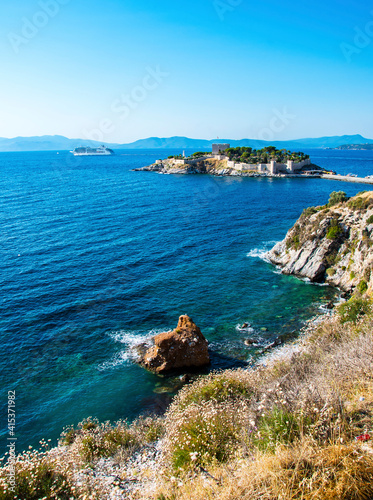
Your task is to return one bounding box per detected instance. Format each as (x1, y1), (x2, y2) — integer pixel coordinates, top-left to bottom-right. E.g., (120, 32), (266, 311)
(72, 152), (113, 156)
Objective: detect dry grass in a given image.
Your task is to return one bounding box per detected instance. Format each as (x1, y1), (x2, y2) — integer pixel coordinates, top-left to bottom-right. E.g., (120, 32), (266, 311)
(156, 441), (373, 500)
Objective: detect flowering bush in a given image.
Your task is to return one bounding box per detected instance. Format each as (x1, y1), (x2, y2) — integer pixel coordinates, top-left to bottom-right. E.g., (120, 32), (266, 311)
(164, 399), (250, 470)
(0, 446), (75, 500)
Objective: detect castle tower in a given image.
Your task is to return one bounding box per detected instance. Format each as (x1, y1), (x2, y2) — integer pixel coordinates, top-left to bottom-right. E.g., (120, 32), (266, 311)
(270, 160), (277, 175)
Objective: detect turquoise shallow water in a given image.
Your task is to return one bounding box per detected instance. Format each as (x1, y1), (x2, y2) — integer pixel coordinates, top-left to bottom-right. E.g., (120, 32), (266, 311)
(1, 148), (372, 451)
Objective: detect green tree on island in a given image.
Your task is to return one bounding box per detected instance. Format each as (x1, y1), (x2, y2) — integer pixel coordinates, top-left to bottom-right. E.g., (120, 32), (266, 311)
(224, 146), (309, 164)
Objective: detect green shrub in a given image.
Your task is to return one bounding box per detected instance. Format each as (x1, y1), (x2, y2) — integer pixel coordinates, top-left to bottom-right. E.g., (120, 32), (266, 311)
(348, 197), (373, 210)
(326, 224), (342, 240)
(0, 452), (74, 500)
(80, 417), (98, 431)
(367, 214), (373, 225)
(79, 435), (97, 463)
(61, 427), (76, 445)
(286, 234), (300, 250)
(328, 191), (348, 207)
(301, 206), (317, 218)
(363, 267), (372, 281)
(178, 373), (252, 410)
(326, 251), (340, 266)
(78, 424), (136, 464)
(103, 428), (134, 448)
(192, 151), (209, 158)
(169, 405), (240, 470)
(357, 280), (369, 294)
(350, 271), (355, 280)
(144, 421), (165, 443)
(362, 229), (369, 240)
(326, 268), (336, 276)
(337, 296), (372, 324)
(252, 408), (308, 452)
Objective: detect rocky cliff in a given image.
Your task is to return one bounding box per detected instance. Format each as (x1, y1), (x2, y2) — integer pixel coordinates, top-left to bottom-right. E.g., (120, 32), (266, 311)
(267, 191), (373, 292)
(134, 158), (255, 176)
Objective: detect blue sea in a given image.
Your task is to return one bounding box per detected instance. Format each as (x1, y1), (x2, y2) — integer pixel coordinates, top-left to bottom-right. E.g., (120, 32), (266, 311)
(1, 148), (373, 452)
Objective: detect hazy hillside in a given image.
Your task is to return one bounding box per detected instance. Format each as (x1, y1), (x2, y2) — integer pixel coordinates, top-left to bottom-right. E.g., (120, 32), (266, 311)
(0, 134), (372, 152)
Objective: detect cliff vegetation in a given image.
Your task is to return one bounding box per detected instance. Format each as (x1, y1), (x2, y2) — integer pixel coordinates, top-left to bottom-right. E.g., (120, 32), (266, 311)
(268, 190), (373, 292)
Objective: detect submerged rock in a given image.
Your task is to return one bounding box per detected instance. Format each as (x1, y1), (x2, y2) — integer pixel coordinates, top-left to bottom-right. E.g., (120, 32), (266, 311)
(138, 315), (210, 374)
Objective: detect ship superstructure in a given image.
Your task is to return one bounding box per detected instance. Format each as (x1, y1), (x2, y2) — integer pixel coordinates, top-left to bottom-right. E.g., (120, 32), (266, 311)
(70, 146), (115, 156)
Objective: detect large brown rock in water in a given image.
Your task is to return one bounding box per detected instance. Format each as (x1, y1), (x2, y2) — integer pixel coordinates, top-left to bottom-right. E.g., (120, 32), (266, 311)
(140, 315), (210, 374)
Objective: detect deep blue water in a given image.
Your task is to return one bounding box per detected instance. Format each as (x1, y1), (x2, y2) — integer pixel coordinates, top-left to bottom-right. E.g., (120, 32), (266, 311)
(1, 148), (373, 452)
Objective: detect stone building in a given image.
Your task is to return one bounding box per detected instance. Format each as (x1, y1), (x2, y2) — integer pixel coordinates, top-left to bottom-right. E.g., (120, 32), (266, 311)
(212, 143), (230, 154)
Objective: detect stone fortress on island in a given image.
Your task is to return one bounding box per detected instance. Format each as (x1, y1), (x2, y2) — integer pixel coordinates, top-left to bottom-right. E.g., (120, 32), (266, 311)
(210, 144), (312, 175)
(136, 143), (324, 177)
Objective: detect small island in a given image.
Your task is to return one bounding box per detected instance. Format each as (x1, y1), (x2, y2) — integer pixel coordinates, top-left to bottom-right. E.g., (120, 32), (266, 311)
(333, 143), (373, 150)
(135, 144), (330, 177)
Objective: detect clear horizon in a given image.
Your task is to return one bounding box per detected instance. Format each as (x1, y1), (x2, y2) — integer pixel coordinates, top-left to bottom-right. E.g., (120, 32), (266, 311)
(1, 0), (373, 142)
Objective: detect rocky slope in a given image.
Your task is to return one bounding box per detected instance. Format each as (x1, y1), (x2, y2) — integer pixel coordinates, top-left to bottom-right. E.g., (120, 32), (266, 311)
(134, 158), (256, 176)
(266, 191), (373, 292)
(135, 157), (326, 177)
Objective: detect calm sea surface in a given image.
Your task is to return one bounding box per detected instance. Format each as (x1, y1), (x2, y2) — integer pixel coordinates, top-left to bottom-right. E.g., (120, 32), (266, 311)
(1, 148), (372, 451)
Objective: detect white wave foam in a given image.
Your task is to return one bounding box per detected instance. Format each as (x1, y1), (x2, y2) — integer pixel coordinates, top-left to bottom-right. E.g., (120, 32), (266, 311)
(98, 351), (134, 371)
(247, 248), (268, 259)
(272, 266), (283, 275)
(235, 323), (254, 334)
(109, 329), (161, 347)
(247, 241), (279, 262)
(99, 328), (165, 371)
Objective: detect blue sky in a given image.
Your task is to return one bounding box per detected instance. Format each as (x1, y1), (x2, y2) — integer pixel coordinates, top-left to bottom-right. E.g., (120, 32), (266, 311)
(1, 0), (373, 142)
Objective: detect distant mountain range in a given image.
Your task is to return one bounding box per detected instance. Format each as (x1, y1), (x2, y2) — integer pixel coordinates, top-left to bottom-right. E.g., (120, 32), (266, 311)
(0, 134), (372, 152)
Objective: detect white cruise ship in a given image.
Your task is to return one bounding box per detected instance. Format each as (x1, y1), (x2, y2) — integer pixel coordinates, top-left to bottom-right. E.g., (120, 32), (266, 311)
(70, 145), (115, 156)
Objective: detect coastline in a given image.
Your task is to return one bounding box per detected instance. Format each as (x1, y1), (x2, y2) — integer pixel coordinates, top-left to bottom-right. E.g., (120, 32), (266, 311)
(3, 296), (369, 500)
(2, 242), (372, 498)
(321, 173), (373, 185)
(0, 303), (341, 500)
